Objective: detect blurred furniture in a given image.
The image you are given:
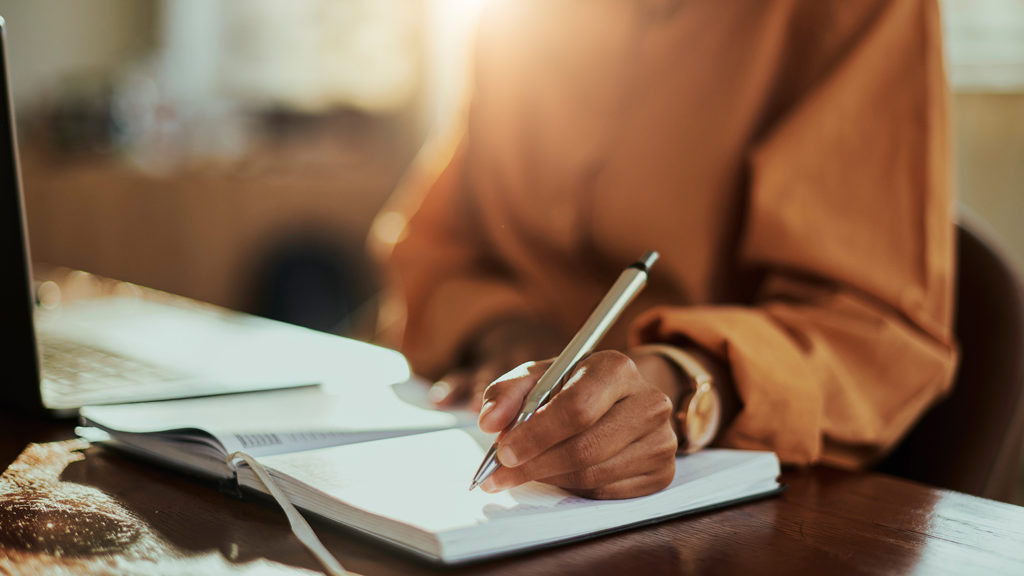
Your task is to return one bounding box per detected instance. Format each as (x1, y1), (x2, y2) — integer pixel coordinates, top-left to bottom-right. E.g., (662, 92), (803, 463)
(877, 217), (1024, 502)
(20, 110), (413, 339)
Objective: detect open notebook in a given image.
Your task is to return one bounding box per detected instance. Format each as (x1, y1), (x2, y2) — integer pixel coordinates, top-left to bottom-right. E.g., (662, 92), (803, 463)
(77, 379), (476, 479)
(78, 383), (782, 565)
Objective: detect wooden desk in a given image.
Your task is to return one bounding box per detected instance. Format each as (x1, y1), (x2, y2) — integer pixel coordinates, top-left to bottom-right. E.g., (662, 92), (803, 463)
(2, 411), (1023, 576)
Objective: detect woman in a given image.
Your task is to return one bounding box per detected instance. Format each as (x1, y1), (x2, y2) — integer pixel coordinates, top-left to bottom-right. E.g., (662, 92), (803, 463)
(372, 0), (957, 499)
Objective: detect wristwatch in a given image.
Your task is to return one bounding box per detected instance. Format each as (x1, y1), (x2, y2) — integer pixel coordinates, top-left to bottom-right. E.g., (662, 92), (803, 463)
(633, 344), (722, 454)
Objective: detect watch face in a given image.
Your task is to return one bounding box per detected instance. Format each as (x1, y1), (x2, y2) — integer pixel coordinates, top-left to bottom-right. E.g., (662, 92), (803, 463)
(684, 382), (720, 453)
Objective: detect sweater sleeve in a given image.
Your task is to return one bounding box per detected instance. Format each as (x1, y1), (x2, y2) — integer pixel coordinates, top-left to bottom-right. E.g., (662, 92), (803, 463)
(378, 138), (535, 381)
(630, 0), (958, 468)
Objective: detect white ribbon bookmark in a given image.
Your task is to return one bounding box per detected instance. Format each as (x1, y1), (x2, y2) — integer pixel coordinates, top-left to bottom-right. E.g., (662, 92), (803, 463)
(227, 451), (349, 576)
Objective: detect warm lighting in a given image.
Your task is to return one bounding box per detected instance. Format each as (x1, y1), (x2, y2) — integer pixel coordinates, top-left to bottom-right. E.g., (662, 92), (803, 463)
(370, 210), (409, 249)
(422, 0), (493, 136)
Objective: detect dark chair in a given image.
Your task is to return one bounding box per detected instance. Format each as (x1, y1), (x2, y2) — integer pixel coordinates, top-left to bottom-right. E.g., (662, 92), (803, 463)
(877, 217), (1024, 503)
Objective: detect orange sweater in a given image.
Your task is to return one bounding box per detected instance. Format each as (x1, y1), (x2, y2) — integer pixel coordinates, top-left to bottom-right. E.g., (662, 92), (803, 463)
(375, 0), (958, 469)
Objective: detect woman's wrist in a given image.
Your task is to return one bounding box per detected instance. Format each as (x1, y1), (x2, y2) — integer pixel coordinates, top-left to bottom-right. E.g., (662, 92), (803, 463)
(628, 351), (689, 415)
(629, 344), (741, 451)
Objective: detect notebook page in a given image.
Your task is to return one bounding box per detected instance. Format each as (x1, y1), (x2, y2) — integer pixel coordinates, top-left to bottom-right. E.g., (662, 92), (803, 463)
(81, 380), (477, 457)
(256, 428), (530, 534)
(252, 428), (780, 550)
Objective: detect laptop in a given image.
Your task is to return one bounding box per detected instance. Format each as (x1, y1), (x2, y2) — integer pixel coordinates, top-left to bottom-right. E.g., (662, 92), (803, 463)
(2, 17), (409, 417)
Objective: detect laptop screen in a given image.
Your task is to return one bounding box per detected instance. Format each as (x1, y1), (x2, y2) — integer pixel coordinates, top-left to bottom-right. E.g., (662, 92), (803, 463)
(0, 17), (45, 415)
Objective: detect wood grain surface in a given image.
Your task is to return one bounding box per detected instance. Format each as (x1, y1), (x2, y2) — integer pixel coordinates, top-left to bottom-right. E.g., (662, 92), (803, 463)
(1, 410), (1022, 576)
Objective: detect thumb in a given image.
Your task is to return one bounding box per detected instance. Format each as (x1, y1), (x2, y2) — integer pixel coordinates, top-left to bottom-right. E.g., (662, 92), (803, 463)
(478, 361), (550, 434)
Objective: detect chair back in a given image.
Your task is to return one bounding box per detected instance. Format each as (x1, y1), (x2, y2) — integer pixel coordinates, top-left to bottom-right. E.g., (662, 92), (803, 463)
(877, 219), (1024, 502)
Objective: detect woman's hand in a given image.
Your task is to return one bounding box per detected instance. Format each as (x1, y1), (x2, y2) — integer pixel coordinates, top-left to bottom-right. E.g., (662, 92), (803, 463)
(475, 350), (683, 500)
(428, 317), (563, 411)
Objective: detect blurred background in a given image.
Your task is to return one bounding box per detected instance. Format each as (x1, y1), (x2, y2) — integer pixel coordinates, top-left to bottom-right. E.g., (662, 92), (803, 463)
(3, 0), (485, 339)
(1, 1), (1022, 497)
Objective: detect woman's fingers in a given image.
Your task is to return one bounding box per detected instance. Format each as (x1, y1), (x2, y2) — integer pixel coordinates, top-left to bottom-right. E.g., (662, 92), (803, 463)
(477, 350), (678, 499)
(432, 360), (532, 410)
(445, 349), (680, 500)
(432, 356), (552, 412)
(483, 390), (676, 493)
(482, 428), (678, 499)
(477, 361), (550, 433)
(494, 373), (634, 469)
(539, 425), (678, 498)
(428, 369), (475, 407)
(494, 351), (664, 467)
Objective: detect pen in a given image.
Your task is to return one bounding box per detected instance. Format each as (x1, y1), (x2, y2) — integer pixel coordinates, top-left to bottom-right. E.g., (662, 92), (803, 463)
(469, 251), (659, 491)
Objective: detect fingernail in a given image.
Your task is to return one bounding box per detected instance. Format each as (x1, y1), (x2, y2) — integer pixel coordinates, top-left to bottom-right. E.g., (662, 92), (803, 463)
(478, 400), (496, 421)
(497, 445), (518, 467)
(481, 477), (501, 493)
(428, 381), (451, 404)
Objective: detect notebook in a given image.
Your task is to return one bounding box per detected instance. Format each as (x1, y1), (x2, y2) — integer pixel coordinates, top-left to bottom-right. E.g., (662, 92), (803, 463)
(78, 384), (782, 565)
(236, 432), (782, 564)
(0, 17), (409, 417)
(77, 380), (478, 479)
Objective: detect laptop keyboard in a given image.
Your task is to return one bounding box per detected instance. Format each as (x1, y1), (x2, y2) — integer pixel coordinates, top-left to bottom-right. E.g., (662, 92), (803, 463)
(39, 336), (187, 403)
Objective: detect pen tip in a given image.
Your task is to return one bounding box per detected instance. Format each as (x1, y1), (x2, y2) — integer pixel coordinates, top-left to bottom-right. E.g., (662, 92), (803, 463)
(469, 480), (480, 491)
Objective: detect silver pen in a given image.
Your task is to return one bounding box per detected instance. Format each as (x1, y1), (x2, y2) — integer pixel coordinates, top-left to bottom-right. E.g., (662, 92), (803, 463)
(469, 251), (659, 491)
